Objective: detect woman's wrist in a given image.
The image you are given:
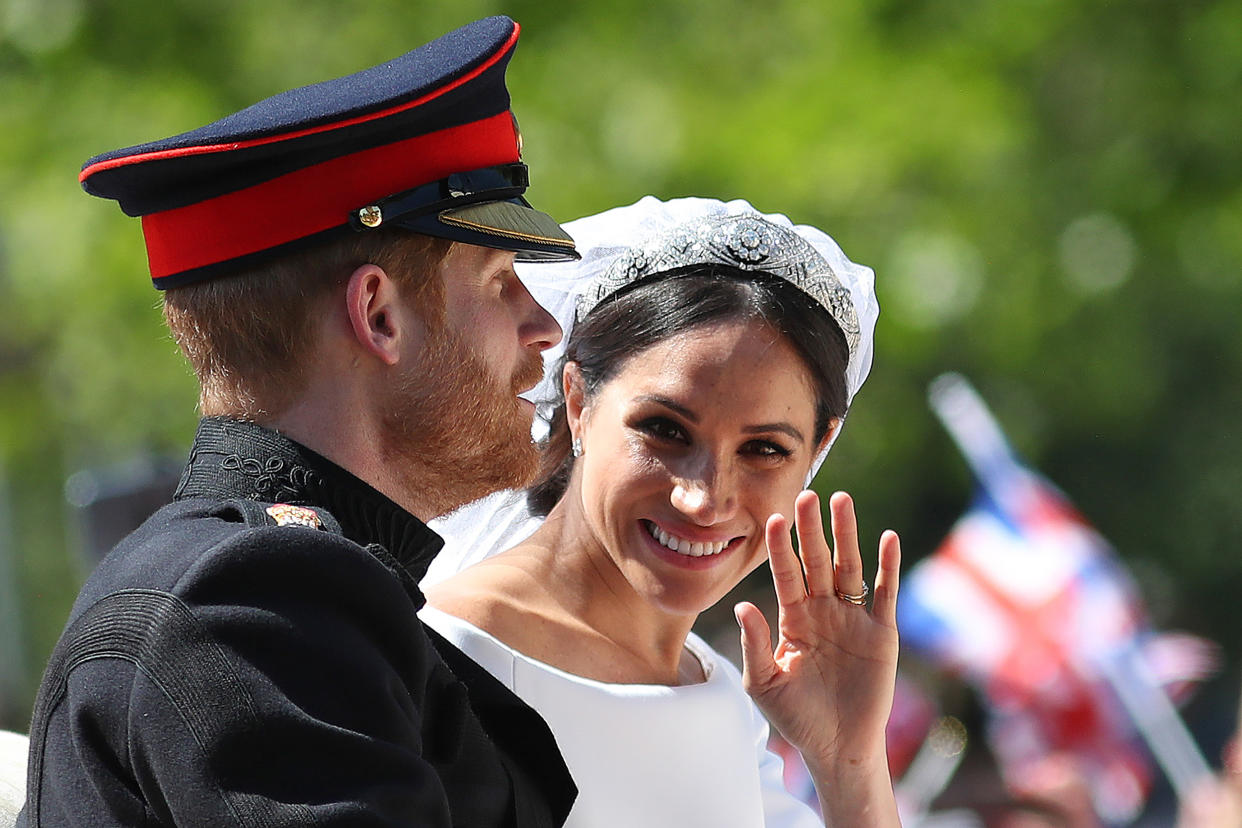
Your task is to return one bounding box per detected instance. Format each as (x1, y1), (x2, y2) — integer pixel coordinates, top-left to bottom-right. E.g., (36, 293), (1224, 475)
(803, 747), (891, 789)
(798, 731), (891, 779)
(803, 748), (900, 826)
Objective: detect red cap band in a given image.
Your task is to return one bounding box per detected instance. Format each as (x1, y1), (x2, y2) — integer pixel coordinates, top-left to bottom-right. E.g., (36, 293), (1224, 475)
(140, 112), (519, 280)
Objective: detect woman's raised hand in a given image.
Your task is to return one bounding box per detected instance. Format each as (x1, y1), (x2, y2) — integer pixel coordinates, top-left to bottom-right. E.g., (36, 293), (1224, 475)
(735, 490), (902, 824)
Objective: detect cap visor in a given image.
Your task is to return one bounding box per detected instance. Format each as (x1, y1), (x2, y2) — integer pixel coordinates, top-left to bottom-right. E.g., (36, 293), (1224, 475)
(438, 200), (578, 261)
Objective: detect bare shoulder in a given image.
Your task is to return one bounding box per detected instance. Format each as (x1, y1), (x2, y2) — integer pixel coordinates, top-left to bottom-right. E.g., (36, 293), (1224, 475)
(423, 547), (547, 640)
(424, 544), (601, 672)
(424, 565), (505, 628)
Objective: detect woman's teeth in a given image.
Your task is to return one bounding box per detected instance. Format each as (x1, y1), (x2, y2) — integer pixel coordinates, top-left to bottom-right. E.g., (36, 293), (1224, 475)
(646, 522), (726, 557)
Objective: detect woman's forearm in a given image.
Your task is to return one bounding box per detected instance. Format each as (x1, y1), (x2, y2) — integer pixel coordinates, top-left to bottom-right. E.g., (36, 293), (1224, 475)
(805, 750), (902, 827)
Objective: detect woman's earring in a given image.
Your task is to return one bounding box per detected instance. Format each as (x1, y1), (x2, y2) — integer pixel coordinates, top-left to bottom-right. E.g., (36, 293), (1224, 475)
(571, 436), (583, 458)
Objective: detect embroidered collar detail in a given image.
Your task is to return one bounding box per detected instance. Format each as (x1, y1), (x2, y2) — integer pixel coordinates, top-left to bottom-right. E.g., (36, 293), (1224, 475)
(175, 417), (443, 579)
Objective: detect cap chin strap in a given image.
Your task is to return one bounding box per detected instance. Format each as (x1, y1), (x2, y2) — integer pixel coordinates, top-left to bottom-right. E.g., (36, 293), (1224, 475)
(349, 163), (578, 261)
(349, 163), (529, 231)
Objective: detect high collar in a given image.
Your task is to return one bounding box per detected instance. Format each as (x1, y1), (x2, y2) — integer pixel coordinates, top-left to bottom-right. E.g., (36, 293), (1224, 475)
(175, 417), (443, 580)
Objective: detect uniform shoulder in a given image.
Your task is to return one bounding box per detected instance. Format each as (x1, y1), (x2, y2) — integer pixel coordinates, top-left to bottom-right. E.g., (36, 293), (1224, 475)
(75, 497), (368, 606)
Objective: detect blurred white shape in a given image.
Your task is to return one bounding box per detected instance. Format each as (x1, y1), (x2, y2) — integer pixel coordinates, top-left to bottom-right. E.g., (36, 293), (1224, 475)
(3, 0), (83, 53)
(1058, 212), (1136, 295)
(896, 716), (970, 827)
(887, 231), (983, 328)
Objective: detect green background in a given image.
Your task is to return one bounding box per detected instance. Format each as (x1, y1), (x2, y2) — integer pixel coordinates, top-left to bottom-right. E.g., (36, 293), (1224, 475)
(2, 0), (1240, 816)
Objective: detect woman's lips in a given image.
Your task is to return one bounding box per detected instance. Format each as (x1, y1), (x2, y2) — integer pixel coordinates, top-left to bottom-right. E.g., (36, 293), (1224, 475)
(642, 519), (743, 560)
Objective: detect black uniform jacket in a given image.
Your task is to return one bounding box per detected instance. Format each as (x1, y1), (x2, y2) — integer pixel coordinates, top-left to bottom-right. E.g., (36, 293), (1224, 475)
(19, 417), (575, 827)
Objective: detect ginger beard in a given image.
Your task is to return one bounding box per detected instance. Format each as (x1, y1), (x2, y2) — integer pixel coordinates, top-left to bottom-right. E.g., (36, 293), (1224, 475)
(380, 321), (546, 518)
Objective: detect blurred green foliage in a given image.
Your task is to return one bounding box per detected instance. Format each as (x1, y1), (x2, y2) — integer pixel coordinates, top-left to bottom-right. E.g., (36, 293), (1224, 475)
(1, 0), (1240, 736)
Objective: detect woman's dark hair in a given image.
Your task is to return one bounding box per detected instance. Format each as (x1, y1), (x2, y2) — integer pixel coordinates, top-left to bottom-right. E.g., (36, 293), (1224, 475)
(527, 265), (850, 516)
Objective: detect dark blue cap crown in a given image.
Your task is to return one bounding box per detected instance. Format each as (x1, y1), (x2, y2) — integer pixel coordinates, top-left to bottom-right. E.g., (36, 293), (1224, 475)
(81, 16), (577, 288)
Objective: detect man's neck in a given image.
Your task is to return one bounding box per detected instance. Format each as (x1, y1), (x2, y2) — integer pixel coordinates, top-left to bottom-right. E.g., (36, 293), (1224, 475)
(261, 403), (438, 523)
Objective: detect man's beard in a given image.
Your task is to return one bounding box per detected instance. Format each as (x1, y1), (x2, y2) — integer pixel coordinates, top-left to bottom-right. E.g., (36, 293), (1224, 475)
(379, 325), (546, 519)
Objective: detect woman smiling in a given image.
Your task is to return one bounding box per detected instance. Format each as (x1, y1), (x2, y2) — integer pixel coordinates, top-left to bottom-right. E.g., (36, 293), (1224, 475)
(421, 197), (901, 827)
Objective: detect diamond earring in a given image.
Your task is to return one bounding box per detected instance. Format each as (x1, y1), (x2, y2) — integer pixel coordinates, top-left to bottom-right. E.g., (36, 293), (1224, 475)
(571, 436), (583, 458)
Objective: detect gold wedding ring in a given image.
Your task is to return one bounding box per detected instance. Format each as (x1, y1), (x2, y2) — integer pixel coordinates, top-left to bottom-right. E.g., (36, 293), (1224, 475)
(835, 582), (869, 605)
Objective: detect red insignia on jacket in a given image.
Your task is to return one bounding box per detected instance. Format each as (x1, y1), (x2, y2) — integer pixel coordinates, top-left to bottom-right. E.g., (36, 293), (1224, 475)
(265, 504), (323, 529)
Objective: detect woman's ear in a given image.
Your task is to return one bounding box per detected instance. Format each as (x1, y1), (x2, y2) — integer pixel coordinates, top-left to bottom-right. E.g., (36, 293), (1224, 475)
(815, 417), (842, 459)
(564, 362), (586, 436)
(344, 263), (410, 366)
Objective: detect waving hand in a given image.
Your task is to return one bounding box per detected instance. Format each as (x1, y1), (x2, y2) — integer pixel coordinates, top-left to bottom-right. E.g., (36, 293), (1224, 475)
(734, 490), (902, 826)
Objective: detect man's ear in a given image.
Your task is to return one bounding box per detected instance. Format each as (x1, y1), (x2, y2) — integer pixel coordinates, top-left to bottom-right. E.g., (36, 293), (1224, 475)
(344, 263), (415, 366)
(564, 362), (587, 435)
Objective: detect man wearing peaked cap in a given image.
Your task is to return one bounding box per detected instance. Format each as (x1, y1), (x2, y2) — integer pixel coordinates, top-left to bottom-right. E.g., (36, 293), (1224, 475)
(19, 16), (578, 828)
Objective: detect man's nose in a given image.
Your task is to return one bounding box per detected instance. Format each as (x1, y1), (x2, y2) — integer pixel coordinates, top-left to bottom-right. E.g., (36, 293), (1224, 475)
(515, 278), (562, 351)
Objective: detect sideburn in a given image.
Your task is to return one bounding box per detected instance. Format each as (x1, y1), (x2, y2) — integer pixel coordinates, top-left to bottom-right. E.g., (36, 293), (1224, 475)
(379, 324), (544, 519)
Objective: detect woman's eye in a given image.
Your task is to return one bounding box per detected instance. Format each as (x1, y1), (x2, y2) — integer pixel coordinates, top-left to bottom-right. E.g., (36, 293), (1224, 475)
(639, 418), (687, 443)
(743, 440), (792, 459)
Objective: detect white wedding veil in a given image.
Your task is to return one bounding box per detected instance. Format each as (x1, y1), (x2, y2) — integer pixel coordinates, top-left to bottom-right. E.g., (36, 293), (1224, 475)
(422, 196), (879, 588)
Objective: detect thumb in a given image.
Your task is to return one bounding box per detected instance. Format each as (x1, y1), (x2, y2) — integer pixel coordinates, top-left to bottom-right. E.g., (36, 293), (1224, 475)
(735, 601), (779, 696)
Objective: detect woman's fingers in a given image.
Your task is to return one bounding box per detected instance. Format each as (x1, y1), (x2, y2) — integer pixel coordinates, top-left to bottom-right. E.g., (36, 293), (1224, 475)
(734, 601), (778, 694)
(770, 491), (895, 616)
(828, 491), (866, 600)
(766, 512), (808, 609)
(793, 490), (835, 598)
(871, 529), (902, 626)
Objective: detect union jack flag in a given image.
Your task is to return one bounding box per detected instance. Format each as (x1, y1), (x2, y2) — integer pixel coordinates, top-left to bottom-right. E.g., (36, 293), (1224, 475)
(898, 375), (1216, 823)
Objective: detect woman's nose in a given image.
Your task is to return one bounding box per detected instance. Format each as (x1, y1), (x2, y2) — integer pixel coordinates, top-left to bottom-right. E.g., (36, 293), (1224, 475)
(670, 460), (737, 525)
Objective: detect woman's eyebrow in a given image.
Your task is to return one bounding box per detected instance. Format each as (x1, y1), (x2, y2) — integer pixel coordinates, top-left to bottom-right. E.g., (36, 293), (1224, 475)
(635, 395), (806, 443)
(743, 423), (806, 443)
(634, 394), (699, 422)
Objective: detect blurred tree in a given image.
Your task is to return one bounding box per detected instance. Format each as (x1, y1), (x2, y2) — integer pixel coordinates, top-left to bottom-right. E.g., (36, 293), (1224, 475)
(1, 5), (1239, 796)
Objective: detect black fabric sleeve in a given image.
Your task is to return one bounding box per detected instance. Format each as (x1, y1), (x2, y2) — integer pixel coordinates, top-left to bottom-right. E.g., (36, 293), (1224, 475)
(23, 527), (507, 827)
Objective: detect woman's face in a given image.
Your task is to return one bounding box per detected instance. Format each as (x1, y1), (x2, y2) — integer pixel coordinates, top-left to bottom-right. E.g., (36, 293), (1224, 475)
(568, 318), (827, 619)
